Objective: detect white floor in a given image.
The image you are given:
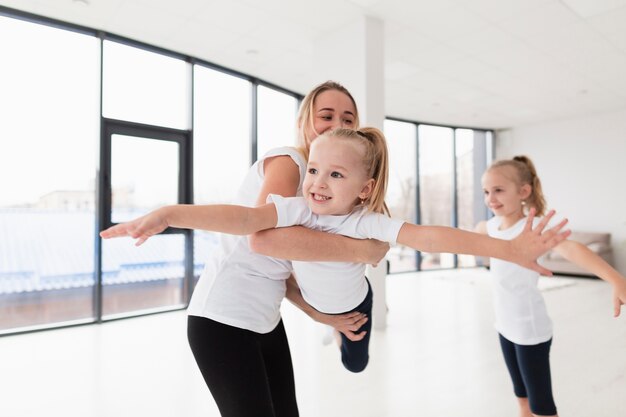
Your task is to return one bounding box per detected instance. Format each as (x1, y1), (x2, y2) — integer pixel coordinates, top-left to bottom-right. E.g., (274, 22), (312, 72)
(1, 269), (625, 417)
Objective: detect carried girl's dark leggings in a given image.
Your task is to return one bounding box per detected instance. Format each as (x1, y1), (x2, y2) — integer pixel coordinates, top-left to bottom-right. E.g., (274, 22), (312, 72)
(336, 278), (373, 373)
(187, 315), (299, 417)
(499, 333), (557, 416)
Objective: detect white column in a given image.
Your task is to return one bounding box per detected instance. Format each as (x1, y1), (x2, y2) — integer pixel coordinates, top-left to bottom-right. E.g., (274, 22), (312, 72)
(313, 16), (388, 329)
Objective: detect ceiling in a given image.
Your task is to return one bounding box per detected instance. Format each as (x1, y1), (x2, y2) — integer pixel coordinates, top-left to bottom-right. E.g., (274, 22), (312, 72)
(2, 0), (626, 129)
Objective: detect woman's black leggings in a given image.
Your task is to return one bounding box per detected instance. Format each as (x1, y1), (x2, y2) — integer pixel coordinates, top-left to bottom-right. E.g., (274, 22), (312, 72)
(187, 315), (299, 417)
(499, 333), (557, 416)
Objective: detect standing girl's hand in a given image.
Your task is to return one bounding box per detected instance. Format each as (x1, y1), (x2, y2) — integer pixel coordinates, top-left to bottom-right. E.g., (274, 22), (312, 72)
(100, 207), (170, 246)
(613, 279), (626, 317)
(509, 208), (571, 275)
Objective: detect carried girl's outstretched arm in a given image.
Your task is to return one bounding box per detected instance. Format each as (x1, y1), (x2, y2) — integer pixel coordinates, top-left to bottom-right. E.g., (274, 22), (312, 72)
(551, 241), (626, 317)
(99, 203), (278, 246)
(397, 208), (571, 276)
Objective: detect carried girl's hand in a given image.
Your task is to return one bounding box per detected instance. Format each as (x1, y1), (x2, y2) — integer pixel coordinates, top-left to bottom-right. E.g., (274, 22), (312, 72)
(99, 208), (169, 246)
(313, 310), (368, 341)
(509, 208), (571, 275)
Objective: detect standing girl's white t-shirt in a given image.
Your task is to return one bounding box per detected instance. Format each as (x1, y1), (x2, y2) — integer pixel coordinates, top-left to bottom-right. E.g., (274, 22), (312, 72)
(487, 216), (553, 345)
(187, 147), (306, 334)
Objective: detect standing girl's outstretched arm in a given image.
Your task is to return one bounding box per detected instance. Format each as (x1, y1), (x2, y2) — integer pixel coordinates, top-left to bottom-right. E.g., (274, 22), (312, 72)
(551, 241), (626, 317)
(396, 209), (571, 276)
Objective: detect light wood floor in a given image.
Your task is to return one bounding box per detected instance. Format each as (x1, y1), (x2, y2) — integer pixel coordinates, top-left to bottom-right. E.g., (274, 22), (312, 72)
(1, 268), (624, 417)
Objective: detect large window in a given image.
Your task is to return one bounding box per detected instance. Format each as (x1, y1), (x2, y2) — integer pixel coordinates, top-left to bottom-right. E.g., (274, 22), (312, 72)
(384, 120), (493, 273)
(456, 129), (491, 267)
(0, 10), (493, 334)
(418, 125), (455, 270)
(101, 42), (192, 318)
(0, 16), (100, 332)
(257, 85), (298, 159)
(103, 41), (190, 129)
(193, 66), (252, 276)
(103, 131), (187, 318)
(384, 120), (418, 273)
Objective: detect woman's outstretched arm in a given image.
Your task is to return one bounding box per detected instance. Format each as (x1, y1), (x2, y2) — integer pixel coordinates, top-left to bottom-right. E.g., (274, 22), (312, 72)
(250, 228), (389, 265)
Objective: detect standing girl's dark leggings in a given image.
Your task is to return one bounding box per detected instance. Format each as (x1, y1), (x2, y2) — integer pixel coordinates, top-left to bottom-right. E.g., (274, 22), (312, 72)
(499, 333), (557, 416)
(337, 278), (373, 373)
(187, 315), (299, 417)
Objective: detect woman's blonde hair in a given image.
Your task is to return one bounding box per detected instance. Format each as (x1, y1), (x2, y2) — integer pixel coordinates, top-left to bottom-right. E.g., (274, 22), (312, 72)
(320, 127), (390, 216)
(296, 81), (359, 160)
(489, 155), (547, 216)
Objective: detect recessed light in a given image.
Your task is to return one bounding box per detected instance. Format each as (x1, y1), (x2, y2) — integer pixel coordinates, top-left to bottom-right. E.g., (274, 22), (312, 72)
(246, 49), (259, 55)
(72, 0), (90, 5)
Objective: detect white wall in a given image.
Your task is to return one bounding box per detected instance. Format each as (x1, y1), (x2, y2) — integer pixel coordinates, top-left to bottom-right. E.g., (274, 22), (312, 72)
(496, 108), (626, 275)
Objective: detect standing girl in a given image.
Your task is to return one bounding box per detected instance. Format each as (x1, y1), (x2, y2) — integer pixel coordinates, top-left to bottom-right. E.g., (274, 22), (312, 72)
(476, 156), (626, 417)
(101, 129), (572, 387)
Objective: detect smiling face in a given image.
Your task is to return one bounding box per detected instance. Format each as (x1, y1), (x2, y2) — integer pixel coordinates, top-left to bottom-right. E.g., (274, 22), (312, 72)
(302, 89), (357, 150)
(481, 166), (531, 221)
(303, 134), (374, 216)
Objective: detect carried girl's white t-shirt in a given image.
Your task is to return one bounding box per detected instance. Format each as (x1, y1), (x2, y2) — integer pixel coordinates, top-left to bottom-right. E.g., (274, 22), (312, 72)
(187, 147), (307, 334)
(268, 194), (405, 314)
(487, 216), (553, 345)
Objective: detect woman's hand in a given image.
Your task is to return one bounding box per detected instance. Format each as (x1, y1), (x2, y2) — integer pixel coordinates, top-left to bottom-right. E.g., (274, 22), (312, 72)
(509, 208), (571, 275)
(360, 239), (390, 266)
(99, 207), (169, 246)
(312, 310), (369, 341)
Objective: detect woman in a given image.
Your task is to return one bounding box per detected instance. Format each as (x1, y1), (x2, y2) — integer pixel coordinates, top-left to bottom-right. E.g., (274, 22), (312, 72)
(186, 81), (386, 417)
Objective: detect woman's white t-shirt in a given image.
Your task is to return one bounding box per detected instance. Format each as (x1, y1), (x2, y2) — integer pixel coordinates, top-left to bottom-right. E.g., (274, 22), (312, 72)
(487, 216), (553, 345)
(187, 147), (306, 334)
(269, 194), (405, 314)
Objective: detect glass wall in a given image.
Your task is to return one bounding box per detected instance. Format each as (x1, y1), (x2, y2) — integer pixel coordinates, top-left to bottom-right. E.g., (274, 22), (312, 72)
(455, 128), (492, 267)
(102, 41), (190, 129)
(0, 10), (493, 333)
(384, 120), (418, 273)
(257, 85), (298, 159)
(384, 120), (493, 273)
(193, 67), (252, 277)
(0, 16), (100, 332)
(99, 41), (191, 319)
(418, 124), (455, 270)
